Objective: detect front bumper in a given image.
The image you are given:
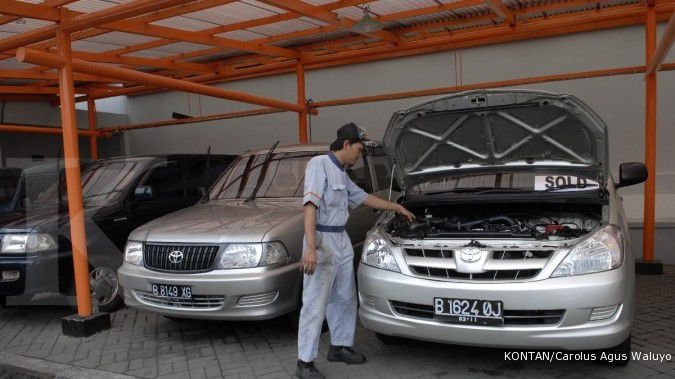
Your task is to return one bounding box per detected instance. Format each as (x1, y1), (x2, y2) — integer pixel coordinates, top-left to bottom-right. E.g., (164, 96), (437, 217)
(0, 252), (61, 296)
(118, 262), (302, 320)
(357, 264), (634, 350)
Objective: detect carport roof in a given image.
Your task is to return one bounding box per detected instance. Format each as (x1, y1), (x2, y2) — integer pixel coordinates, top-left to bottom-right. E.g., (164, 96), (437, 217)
(0, 0), (673, 102)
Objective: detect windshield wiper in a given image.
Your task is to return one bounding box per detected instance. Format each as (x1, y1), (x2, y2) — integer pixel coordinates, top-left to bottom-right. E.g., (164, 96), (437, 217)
(542, 183), (599, 192)
(245, 140), (279, 202)
(424, 187), (535, 195)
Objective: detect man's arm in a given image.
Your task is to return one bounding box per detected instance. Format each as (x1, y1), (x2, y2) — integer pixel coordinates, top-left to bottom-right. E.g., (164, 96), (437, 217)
(302, 204), (318, 275)
(362, 194), (415, 222)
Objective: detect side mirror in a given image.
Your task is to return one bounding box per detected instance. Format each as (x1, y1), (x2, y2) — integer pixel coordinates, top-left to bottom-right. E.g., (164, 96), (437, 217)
(617, 162), (648, 188)
(134, 185), (155, 201)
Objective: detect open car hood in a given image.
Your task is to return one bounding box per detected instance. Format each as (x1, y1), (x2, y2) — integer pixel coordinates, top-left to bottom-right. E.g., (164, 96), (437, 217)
(383, 89), (609, 190)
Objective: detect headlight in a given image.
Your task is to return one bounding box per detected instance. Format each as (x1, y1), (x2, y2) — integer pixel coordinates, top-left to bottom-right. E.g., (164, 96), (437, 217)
(216, 242), (288, 269)
(551, 225), (623, 278)
(1, 233), (56, 254)
(124, 241), (143, 266)
(360, 230), (400, 272)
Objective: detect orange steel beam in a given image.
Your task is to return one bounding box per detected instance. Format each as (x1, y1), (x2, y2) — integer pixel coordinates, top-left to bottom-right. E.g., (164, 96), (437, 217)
(85, 0), (675, 100)
(69, 51), (218, 74)
(486, 0), (517, 26)
(0, 0), (298, 59)
(24, 0), (237, 70)
(311, 65), (656, 108)
(0, 69), (118, 83)
(17, 48), (305, 112)
(99, 108), (284, 133)
(297, 59), (308, 143)
(56, 30), (93, 317)
(0, 0), (76, 26)
(86, 0), (378, 65)
(0, 85), (90, 94)
(87, 98), (98, 160)
(0, 123), (104, 136)
(98, 62), (675, 135)
(131, 0), (483, 74)
(0, 0), (197, 52)
(646, 11), (675, 75)
(643, 5), (657, 263)
(258, 0), (399, 44)
(0, 94), (56, 102)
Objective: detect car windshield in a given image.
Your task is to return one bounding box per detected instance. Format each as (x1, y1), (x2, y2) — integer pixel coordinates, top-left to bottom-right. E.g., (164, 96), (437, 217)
(409, 171), (601, 195)
(209, 151), (320, 200)
(34, 159), (148, 207)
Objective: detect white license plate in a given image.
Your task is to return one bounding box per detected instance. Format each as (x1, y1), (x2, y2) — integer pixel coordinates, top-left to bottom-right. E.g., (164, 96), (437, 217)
(434, 297), (504, 326)
(151, 283), (192, 300)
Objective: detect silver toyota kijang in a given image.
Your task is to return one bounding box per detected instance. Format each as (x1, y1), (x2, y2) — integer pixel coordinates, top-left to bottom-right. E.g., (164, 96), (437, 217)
(118, 143), (392, 321)
(357, 90), (647, 365)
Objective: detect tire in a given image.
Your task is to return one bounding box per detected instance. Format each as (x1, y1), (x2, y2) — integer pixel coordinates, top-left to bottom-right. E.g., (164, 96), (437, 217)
(598, 335), (631, 366)
(375, 333), (404, 345)
(0, 296), (5, 307)
(89, 258), (124, 313)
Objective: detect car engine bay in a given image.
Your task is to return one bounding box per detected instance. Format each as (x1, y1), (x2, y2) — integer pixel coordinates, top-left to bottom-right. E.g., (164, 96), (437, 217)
(386, 203), (602, 240)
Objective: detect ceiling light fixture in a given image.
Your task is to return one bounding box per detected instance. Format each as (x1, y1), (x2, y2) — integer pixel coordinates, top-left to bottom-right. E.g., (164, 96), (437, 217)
(351, 6), (383, 33)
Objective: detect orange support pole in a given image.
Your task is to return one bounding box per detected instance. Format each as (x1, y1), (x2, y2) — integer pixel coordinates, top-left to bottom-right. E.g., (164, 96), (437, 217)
(16, 48), (304, 113)
(56, 30), (93, 317)
(643, 5), (657, 263)
(297, 59), (308, 143)
(87, 98), (98, 160)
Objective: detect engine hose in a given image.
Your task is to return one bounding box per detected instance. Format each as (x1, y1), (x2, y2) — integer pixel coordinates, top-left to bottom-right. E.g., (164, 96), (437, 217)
(445, 215), (517, 230)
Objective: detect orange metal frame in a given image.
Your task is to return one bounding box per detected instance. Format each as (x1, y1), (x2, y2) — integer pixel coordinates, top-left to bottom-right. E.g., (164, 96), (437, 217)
(0, 0), (673, 317)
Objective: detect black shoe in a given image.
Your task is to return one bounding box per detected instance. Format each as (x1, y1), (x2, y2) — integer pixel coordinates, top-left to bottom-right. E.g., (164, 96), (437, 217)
(296, 360), (325, 379)
(327, 345), (367, 365)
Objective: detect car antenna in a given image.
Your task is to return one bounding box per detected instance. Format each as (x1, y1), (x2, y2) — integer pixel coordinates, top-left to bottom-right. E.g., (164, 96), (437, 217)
(245, 140), (280, 203)
(201, 146), (212, 203)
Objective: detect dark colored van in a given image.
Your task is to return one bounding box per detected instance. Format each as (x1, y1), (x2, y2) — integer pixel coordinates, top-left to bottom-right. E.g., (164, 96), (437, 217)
(0, 154), (235, 311)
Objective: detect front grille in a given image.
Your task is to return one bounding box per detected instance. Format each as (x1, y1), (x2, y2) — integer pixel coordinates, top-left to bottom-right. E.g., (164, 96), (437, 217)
(237, 291), (279, 307)
(391, 301), (564, 326)
(135, 290), (225, 310)
(404, 247), (554, 281)
(144, 244), (220, 272)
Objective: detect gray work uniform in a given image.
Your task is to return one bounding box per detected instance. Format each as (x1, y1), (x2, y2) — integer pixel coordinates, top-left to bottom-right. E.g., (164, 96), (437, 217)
(298, 152), (368, 363)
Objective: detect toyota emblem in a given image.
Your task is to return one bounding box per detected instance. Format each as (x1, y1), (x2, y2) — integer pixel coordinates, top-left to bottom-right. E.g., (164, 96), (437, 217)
(458, 247), (483, 263)
(168, 250), (184, 264)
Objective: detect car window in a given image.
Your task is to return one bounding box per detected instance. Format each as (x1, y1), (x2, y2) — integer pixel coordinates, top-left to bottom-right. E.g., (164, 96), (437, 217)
(35, 160), (147, 207)
(140, 161), (185, 201)
(347, 155), (372, 193)
(210, 152), (319, 199)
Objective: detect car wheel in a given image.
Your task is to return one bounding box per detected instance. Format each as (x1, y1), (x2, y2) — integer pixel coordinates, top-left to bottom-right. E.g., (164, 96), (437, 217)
(89, 264), (123, 313)
(375, 333), (404, 345)
(599, 335), (631, 366)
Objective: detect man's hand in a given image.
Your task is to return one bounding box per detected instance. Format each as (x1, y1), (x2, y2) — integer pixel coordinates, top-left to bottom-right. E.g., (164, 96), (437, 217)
(396, 204), (415, 223)
(301, 246), (318, 275)
(362, 195), (416, 223)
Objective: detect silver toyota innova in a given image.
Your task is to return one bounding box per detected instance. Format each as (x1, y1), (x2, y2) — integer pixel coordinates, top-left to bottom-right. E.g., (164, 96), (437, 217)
(118, 143), (392, 321)
(357, 90), (647, 365)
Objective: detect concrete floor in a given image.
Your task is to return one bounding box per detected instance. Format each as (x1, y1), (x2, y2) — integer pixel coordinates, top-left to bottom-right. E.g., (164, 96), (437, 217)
(0, 267), (673, 379)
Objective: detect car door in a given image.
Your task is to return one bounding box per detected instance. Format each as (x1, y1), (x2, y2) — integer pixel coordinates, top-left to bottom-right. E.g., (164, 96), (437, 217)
(128, 160), (190, 231)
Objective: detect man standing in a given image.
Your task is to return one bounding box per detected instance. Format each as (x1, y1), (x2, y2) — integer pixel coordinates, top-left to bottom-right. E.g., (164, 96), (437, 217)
(296, 123), (415, 379)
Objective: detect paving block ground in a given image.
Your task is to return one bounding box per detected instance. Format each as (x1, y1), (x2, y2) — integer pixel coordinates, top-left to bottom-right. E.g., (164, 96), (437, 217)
(0, 267), (673, 378)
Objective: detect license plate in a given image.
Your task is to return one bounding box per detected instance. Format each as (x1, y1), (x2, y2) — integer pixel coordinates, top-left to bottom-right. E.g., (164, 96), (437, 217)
(151, 283), (192, 300)
(434, 297), (504, 326)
